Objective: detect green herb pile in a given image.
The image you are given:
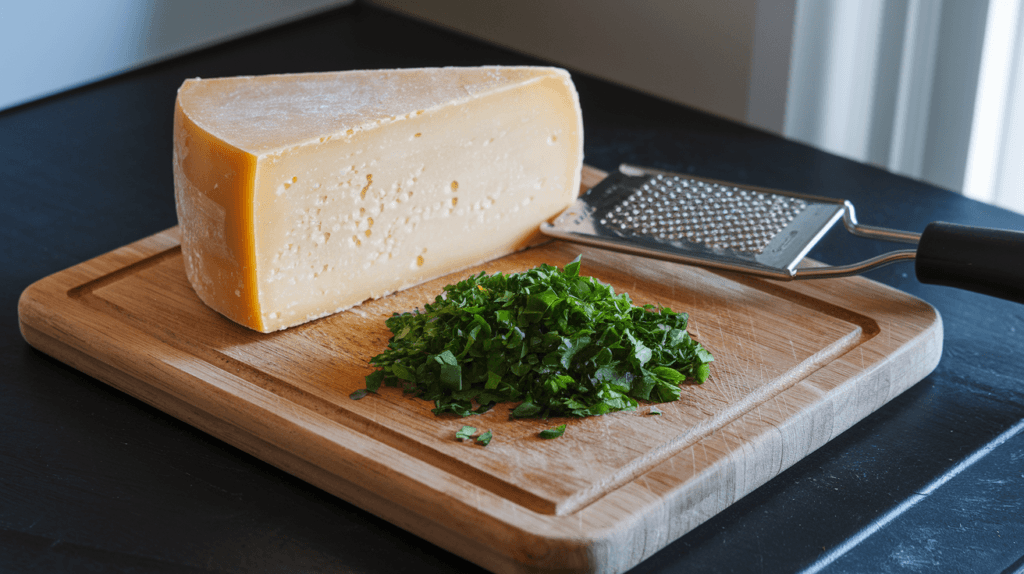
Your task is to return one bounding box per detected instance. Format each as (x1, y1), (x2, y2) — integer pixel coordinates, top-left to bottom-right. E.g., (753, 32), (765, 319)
(360, 257), (712, 419)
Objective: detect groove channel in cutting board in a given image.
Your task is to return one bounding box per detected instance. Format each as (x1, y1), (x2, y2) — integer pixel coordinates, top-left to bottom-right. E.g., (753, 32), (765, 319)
(69, 232), (874, 516)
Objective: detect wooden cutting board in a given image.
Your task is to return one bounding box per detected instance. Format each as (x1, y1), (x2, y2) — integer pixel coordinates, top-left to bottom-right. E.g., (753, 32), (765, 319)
(19, 166), (942, 574)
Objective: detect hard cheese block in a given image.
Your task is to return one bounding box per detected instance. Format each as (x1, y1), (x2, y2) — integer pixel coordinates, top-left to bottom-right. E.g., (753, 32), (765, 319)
(173, 66), (584, 332)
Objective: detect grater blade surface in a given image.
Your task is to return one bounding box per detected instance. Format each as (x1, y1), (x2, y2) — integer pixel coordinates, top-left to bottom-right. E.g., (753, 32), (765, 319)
(543, 167), (848, 279)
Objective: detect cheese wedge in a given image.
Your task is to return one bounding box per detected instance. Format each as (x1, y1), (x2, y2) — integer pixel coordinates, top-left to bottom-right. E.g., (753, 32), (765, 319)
(173, 66), (583, 332)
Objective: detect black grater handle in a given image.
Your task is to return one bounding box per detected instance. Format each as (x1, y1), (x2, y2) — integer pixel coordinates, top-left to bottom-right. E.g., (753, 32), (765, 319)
(915, 222), (1024, 304)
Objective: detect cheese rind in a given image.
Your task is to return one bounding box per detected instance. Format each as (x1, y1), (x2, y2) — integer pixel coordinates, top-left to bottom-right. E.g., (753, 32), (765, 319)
(173, 66), (584, 332)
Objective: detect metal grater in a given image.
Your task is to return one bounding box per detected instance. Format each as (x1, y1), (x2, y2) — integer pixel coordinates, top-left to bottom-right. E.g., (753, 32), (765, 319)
(540, 164), (921, 280)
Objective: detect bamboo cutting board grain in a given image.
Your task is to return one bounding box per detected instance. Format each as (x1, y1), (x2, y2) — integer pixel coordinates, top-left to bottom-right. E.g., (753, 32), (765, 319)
(19, 166), (942, 573)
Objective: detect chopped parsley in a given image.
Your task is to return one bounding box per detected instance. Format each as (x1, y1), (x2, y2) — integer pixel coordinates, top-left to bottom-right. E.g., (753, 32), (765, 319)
(360, 256), (712, 419)
(476, 430), (493, 446)
(455, 425), (477, 441)
(454, 426), (492, 446)
(539, 424), (567, 439)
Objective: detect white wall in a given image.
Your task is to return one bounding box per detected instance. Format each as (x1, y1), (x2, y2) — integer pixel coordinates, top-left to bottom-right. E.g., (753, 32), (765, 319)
(369, 0), (788, 129)
(0, 0), (352, 111)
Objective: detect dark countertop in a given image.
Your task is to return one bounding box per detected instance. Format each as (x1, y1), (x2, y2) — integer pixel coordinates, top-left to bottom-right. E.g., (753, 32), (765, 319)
(3, 4), (1023, 573)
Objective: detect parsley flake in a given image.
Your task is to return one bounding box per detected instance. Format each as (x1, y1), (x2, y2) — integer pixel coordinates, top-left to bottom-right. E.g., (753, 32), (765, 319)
(455, 425), (477, 441)
(476, 430), (493, 446)
(539, 424), (567, 439)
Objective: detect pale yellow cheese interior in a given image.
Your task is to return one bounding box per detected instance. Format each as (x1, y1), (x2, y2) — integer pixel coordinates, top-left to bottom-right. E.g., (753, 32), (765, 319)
(173, 66), (583, 332)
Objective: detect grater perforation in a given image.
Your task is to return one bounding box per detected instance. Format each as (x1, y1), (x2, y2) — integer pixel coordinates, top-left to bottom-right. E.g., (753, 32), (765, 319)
(599, 175), (810, 255)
